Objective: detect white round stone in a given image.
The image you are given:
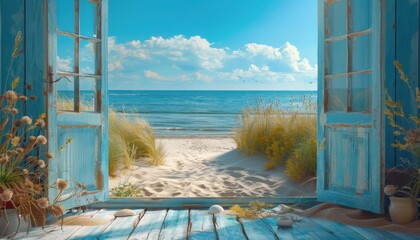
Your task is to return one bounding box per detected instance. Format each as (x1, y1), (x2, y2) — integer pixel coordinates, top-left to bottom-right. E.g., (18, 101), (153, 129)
(114, 209), (137, 217)
(276, 216), (293, 227)
(208, 205), (224, 214)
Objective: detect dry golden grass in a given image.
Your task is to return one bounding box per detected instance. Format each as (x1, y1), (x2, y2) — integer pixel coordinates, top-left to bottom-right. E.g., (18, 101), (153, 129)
(286, 138), (317, 181)
(108, 110), (165, 172)
(233, 96), (317, 181)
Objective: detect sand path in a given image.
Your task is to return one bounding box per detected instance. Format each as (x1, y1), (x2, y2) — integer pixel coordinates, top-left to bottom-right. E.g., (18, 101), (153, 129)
(109, 138), (316, 197)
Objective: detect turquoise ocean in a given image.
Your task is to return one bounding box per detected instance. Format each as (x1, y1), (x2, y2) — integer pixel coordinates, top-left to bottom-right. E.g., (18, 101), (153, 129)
(107, 90), (317, 137)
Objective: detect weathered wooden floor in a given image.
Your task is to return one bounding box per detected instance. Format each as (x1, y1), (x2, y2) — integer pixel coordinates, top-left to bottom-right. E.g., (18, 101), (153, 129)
(5, 208), (420, 240)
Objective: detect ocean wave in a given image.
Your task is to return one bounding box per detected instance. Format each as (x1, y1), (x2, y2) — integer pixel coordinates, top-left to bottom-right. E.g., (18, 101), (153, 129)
(109, 93), (146, 96)
(113, 110), (241, 115)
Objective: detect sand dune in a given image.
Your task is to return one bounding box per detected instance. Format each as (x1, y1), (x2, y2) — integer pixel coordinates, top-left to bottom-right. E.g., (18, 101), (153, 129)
(109, 137), (316, 198)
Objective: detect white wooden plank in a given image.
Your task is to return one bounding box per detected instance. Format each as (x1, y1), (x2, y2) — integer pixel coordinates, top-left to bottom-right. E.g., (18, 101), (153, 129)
(92, 197), (317, 209)
(98, 209), (143, 240)
(241, 218), (277, 240)
(214, 214), (246, 240)
(129, 209), (167, 240)
(188, 210), (216, 240)
(8, 225), (56, 240)
(38, 226), (82, 240)
(67, 209), (117, 240)
(158, 209), (189, 240)
(14, 210), (100, 240)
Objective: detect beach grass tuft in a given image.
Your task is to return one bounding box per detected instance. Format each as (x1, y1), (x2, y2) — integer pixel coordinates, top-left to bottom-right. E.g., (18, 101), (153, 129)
(233, 96), (317, 181)
(108, 109), (165, 175)
(286, 138), (317, 181)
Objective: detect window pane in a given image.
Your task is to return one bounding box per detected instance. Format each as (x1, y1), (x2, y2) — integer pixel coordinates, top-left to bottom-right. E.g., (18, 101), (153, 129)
(57, 35), (75, 72)
(57, 0), (75, 33)
(350, 33), (371, 72)
(57, 76), (75, 112)
(80, 77), (96, 112)
(350, 74), (371, 112)
(327, 77), (347, 112)
(325, 0), (347, 38)
(80, 39), (96, 75)
(350, 0), (371, 33)
(325, 39), (347, 75)
(80, 0), (97, 37)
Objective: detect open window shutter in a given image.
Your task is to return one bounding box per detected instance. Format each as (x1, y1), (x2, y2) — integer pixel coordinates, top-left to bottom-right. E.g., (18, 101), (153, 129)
(317, 0), (384, 213)
(46, 0), (108, 209)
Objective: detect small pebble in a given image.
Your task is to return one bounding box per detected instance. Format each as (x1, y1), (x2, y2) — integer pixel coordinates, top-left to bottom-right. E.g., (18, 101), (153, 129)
(276, 216), (293, 227)
(114, 209), (137, 217)
(208, 205), (224, 214)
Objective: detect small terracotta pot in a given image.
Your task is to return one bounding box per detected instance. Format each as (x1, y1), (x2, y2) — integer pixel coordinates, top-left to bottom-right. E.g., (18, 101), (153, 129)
(389, 197), (418, 224)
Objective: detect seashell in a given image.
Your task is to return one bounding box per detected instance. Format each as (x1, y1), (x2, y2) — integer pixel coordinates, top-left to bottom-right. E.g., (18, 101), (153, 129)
(114, 209), (137, 217)
(276, 216), (293, 227)
(283, 213), (303, 222)
(208, 205), (224, 214)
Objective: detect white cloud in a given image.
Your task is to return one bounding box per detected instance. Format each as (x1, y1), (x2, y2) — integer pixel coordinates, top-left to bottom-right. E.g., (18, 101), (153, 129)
(195, 72), (213, 82)
(108, 36), (148, 71)
(144, 35), (229, 70)
(144, 70), (164, 80)
(281, 42), (316, 74)
(221, 64), (297, 83)
(107, 36), (317, 89)
(245, 43), (282, 60)
(108, 35), (230, 74)
(57, 56), (72, 72)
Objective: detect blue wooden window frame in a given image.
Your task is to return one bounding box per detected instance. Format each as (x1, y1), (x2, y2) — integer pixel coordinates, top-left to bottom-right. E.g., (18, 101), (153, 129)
(56, 0), (102, 113)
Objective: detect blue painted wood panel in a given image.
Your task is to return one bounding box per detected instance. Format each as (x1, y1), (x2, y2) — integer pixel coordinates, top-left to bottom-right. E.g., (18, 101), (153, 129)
(0, 0), (48, 196)
(386, 0), (420, 167)
(318, 0), (383, 213)
(0, 0), (24, 94)
(46, 0), (109, 210)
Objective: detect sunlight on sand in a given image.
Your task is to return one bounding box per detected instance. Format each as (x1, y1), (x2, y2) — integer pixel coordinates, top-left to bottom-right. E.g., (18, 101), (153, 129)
(109, 138), (316, 198)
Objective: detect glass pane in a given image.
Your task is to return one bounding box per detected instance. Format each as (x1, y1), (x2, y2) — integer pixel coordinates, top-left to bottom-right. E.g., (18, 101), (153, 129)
(350, 0), (371, 33)
(325, 0), (347, 38)
(57, 76), (75, 112)
(325, 39), (347, 75)
(327, 77), (347, 112)
(350, 33), (371, 72)
(80, 39), (96, 75)
(350, 74), (371, 112)
(57, 0), (75, 33)
(80, 0), (97, 37)
(57, 35), (75, 72)
(80, 77), (96, 112)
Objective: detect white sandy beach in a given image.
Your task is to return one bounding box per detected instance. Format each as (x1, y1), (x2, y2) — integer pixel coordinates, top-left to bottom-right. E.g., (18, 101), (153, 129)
(109, 137), (316, 198)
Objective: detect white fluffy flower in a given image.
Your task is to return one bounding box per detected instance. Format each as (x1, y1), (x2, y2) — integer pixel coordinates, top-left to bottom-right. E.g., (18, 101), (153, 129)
(37, 159), (46, 168)
(384, 185), (397, 196)
(36, 135), (47, 145)
(56, 178), (69, 190)
(21, 116), (32, 125)
(37, 197), (49, 208)
(0, 189), (13, 202)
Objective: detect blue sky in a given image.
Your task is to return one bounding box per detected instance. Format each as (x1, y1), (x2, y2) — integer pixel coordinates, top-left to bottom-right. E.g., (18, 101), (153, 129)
(59, 0), (318, 90)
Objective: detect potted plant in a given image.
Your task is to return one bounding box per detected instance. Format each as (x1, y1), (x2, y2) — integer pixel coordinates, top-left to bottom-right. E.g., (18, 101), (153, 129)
(0, 31), (83, 238)
(384, 60), (420, 224)
(384, 184), (419, 224)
